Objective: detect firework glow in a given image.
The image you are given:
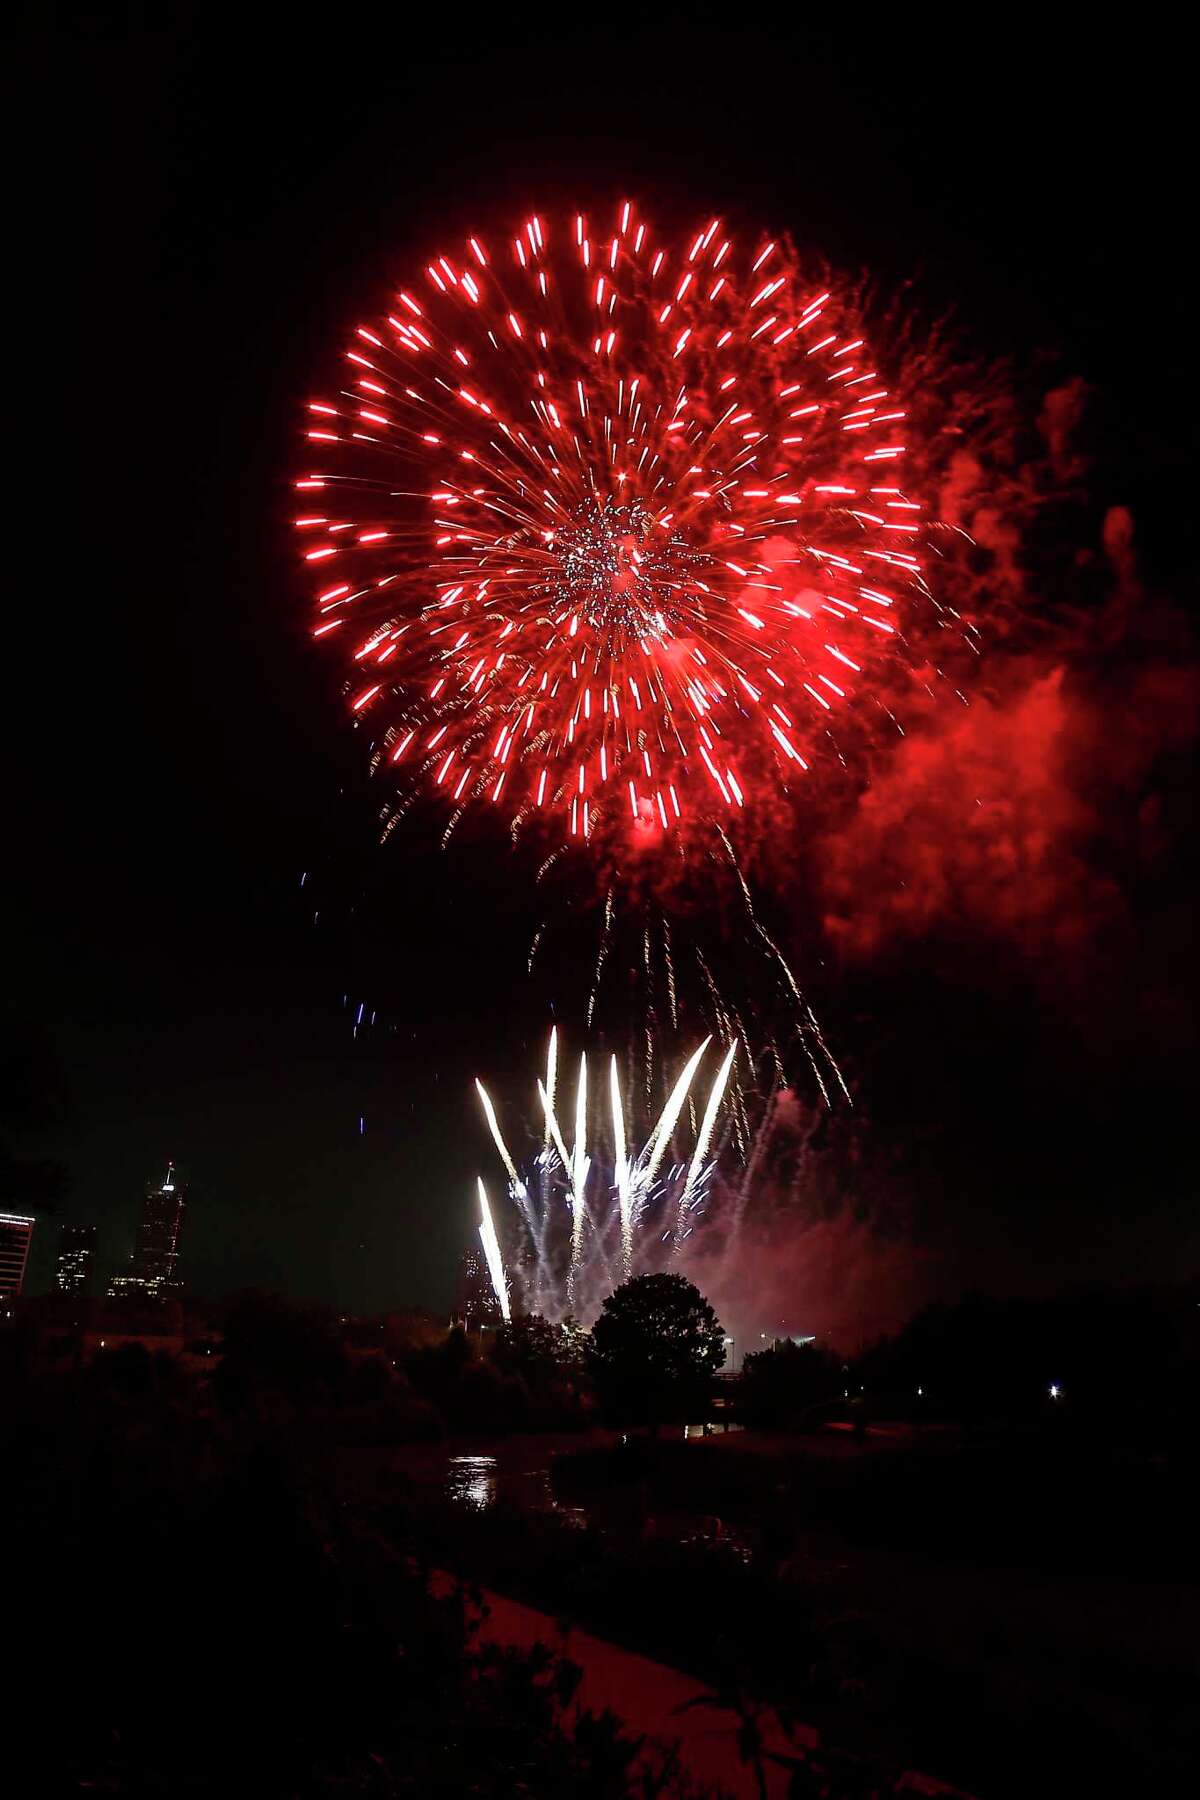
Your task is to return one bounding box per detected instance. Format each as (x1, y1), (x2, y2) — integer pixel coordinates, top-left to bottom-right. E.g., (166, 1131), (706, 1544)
(298, 202), (927, 864)
(473, 1026), (736, 1323)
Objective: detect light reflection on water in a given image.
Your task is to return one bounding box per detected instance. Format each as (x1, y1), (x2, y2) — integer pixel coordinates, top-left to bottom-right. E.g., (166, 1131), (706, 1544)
(444, 1453), (587, 1523)
(446, 1455), (497, 1512)
(441, 1438), (747, 1558)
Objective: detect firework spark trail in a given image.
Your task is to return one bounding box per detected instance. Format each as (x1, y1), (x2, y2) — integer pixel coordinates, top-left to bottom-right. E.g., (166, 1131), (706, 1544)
(475, 1029), (734, 1322)
(721, 1003), (754, 1157)
(476, 1177), (511, 1323)
(587, 886), (615, 1027)
(544, 1024), (558, 1146)
(675, 1038), (739, 1246)
(536, 1076), (572, 1172)
(661, 914), (679, 1032)
(732, 1081), (779, 1246)
(692, 947), (751, 1126)
(716, 822), (851, 1108)
(477, 1074), (551, 1277)
(299, 203), (922, 866)
(610, 1052), (633, 1274)
(475, 1077), (524, 1192)
(644, 1036), (711, 1186)
(570, 1052), (589, 1285)
(642, 926), (655, 1110)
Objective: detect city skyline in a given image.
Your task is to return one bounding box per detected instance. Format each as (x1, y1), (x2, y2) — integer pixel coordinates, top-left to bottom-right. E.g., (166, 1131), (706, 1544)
(107, 1162), (187, 1303)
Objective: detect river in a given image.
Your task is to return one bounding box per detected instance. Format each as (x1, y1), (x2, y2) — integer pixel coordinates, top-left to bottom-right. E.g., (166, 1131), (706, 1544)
(377, 1424), (749, 1554)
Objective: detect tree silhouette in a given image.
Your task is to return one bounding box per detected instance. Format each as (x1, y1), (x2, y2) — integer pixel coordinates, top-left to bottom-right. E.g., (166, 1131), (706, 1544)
(493, 1313), (563, 1378)
(587, 1273), (726, 1427)
(739, 1338), (842, 1427)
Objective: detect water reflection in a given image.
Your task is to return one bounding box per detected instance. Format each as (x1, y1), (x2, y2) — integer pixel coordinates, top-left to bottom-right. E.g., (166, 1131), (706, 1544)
(446, 1454), (497, 1512)
(441, 1443), (749, 1558)
(444, 1451), (588, 1524)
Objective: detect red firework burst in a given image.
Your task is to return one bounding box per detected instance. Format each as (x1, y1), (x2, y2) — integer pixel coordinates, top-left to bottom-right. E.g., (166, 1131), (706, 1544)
(298, 203), (922, 854)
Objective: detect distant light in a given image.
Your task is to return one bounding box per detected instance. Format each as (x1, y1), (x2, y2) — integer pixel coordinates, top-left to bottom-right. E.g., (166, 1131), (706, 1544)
(916, 1386), (923, 1397)
(1049, 1383), (1061, 1400)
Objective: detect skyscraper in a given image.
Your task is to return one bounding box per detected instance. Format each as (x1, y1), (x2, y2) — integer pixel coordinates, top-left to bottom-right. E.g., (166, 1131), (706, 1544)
(452, 1243), (501, 1329)
(107, 1164), (186, 1303)
(0, 1214), (36, 1299)
(54, 1223), (98, 1297)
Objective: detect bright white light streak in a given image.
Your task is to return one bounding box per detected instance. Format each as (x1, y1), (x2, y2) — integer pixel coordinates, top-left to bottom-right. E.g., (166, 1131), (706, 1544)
(536, 1078), (572, 1174)
(476, 1177), (510, 1322)
(544, 1025), (558, 1147)
(676, 1038), (738, 1237)
(643, 1037), (712, 1187)
(475, 1078), (525, 1196)
(610, 1054), (632, 1273)
(571, 1054), (589, 1265)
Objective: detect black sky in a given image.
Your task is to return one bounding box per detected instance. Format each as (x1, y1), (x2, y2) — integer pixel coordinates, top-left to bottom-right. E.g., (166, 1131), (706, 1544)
(8, 10), (1195, 1316)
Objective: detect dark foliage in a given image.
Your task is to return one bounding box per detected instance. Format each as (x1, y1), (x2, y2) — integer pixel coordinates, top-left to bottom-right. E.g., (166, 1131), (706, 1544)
(209, 1291), (442, 1445)
(1, 1352), (701, 1797)
(491, 1313), (593, 1426)
(860, 1283), (1200, 1438)
(738, 1338), (845, 1428)
(587, 1274), (725, 1426)
(407, 1426), (1200, 1798)
(405, 1322), (530, 1429)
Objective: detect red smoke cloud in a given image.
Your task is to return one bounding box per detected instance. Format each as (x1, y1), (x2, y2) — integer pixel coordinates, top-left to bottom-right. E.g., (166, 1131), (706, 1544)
(819, 508), (1198, 977)
(688, 1208), (928, 1354)
(820, 668), (1108, 962)
(680, 1091), (931, 1352)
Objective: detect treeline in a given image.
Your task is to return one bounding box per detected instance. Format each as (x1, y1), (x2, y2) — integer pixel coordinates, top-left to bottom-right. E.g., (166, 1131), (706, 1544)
(16, 1277), (1198, 1444)
(6, 1271), (728, 1443)
(737, 1283), (1200, 1439)
(211, 1270), (726, 1438)
(863, 1283), (1200, 1435)
(206, 1293), (597, 1438)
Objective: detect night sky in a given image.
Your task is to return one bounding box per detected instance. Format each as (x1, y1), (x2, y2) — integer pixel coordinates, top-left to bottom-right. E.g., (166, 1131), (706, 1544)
(9, 13), (1195, 1320)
